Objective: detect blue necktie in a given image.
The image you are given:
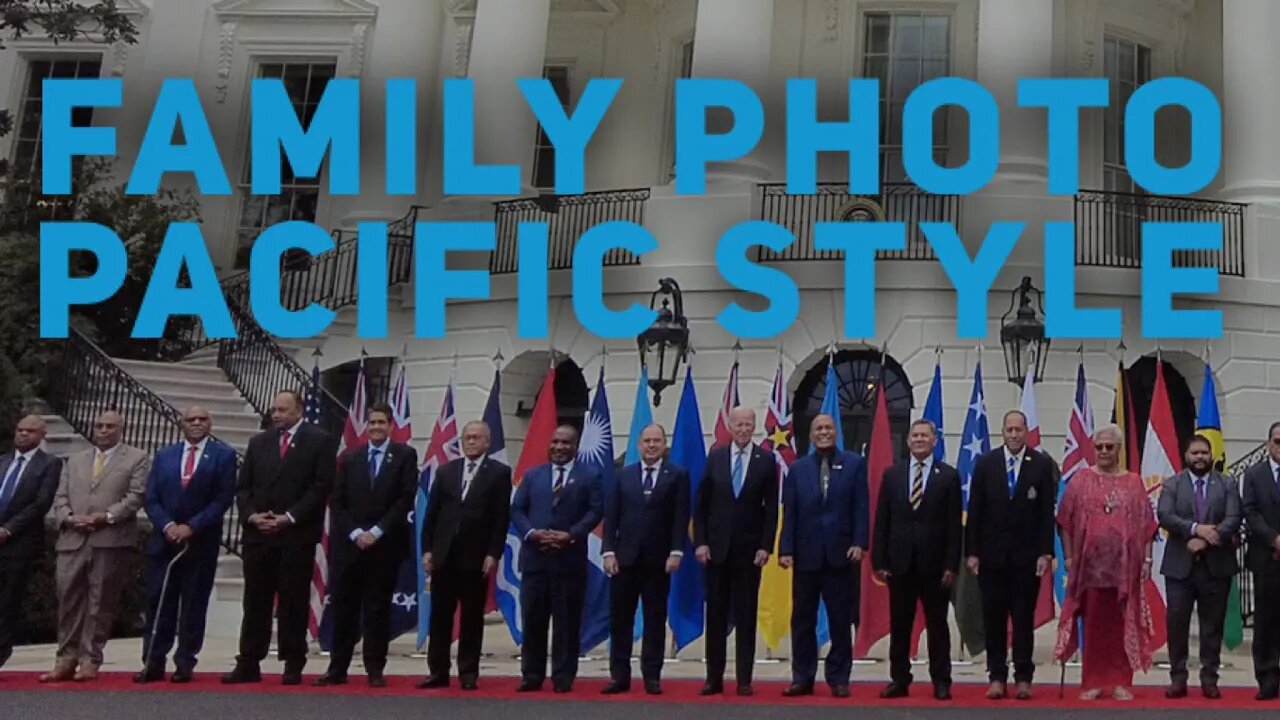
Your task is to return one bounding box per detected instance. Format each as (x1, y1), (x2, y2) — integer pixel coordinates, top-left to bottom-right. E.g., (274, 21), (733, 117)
(732, 450), (745, 498)
(368, 448), (380, 486)
(644, 466), (655, 495)
(0, 456), (24, 515)
(1007, 455), (1017, 498)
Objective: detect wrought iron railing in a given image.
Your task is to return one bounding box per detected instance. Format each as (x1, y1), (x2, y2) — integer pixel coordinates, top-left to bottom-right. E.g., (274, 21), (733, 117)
(1230, 441), (1270, 629)
(47, 328), (248, 555)
(756, 182), (960, 262)
(1074, 191), (1246, 276)
(491, 189), (649, 273)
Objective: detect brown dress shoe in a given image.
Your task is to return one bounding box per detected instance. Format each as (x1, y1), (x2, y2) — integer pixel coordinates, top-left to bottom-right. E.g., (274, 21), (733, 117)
(986, 681), (1006, 699)
(39, 665), (75, 683)
(1015, 682), (1032, 700)
(74, 665), (99, 681)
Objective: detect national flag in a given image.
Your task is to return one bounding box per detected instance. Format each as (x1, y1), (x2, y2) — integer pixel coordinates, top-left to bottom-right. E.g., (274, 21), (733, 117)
(576, 366), (616, 652)
(1018, 367), (1056, 630)
(1141, 361), (1177, 652)
(626, 365), (653, 464)
(386, 358), (419, 640)
(480, 370), (506, 616)
(668, 368), (708, 651)
(413, 372), (461, 650)
(923, 359), (945, 463)
(388, 358), (413, 444)
(758, 359), (797, 652)
(854, 373), (892, 658)
(496, 368), (558, 644)
(1056, 359), (1095, 613)
(953, 361), (990, 656)
(1113, 361), (1141, 475)
(712, 359), (740, 448)
(1196, 363), (1241, 649)
(806, 359), (841, 648)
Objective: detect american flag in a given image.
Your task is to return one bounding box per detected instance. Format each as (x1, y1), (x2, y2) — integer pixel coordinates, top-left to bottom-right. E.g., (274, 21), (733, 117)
(1054, 359), (1095, 607)
(304, 359), (322, 424)
(712, 359), (739, 448)
(413, 373), (461, 649)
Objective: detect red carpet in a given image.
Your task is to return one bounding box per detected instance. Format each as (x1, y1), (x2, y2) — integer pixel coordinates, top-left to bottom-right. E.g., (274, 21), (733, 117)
(0, 672), (1267, 709)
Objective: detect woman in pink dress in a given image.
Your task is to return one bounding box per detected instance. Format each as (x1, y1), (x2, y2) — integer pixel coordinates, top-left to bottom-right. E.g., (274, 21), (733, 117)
(1054, 424), (1158, 700)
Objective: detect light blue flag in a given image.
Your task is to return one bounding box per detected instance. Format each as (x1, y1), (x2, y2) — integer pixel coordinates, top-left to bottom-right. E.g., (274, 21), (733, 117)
(668, 369), (707, 651)
(805, 360), (841, 647)
(623, 365), (654, 640)
(577, 366), (616, 652)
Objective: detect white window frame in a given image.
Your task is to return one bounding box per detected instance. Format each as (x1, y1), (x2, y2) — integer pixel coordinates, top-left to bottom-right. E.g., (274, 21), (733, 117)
(531, 64), (574, 192)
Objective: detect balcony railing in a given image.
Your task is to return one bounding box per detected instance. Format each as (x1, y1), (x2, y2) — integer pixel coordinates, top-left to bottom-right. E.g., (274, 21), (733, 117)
(491, 189), (649, 273)
(47, 329), (248, 555)
(756, 182), (961, 262)
(1074, 190), (1245, 276)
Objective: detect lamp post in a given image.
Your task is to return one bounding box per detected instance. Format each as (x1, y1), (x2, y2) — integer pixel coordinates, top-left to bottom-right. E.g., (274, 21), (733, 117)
(999, 275), (1050, 384)
(636, 277), (690, 406)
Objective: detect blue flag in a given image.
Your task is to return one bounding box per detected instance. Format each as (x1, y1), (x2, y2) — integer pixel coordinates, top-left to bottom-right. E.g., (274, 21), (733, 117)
(803, 359), (841, 647)
(668, 369), (706, 651)
(576, 366), (616, 653)
(924, 360), (946, 463)
(626, 365), (653, 464)
(414, 377), (461, 650)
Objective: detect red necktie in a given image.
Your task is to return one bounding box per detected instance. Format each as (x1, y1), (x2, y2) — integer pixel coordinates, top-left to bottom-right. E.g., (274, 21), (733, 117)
(279, 431), (291, 458)
(182, 445), (197, 488)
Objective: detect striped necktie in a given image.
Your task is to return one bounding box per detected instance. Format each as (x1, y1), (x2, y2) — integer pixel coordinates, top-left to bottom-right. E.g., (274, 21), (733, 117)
(910, 460), (925, 510)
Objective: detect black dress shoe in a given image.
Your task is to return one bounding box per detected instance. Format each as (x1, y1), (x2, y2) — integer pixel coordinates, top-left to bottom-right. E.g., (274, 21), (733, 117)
(644, 680), (662, 695)
(736, 684), (753, 697)
(553, 683), (572, 694)
(1203, 684), (1221, 699)
(601, 680), (629, 695)
(880, 682), (908, 699)
(417, 675), (449, 689)
(1257, 686), (1279, 701)
(934, 684), (952, 701)
(312, 673), (347, 687)
(699, 682), (723, 696)
(831, 685), (850, 698)
(460, 679), (478, 691)
(221, 665), (261, 684)
(782, 683), (813, 697)
(368, 675), (386, 688)
(134, 666), (164, 684)
(170, 670), (192, 684)
(1166, 682), (1188, 698)
(282, 672), (303, 686)
(517, 680), (543, 692)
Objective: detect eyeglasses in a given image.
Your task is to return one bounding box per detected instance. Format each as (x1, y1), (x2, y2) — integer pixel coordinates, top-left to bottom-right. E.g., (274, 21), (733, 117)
(1270, 438), (1280, 445)
(1096, 443), (1117, 451)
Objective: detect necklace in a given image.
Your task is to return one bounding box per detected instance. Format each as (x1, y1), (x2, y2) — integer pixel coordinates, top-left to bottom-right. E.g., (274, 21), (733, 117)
(1099, 474), (1122, 515)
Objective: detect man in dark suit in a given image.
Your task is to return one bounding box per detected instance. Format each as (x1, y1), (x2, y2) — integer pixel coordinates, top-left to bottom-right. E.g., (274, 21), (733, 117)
(224, 389), (336, 685)
(779, 413), (868, 698)
(873, 417), (961, 701)
(695, 405), (778, 697)
(419, 419), (512, 690)
(1242, 420), (1280, 700)
(1157, 433), (1241, 700)
(135, 406), (236, 683)
(314, 403), (417, 687)
(601, 423), (690, 696)
(510, 424), (603, 693)
(0, 414), (61, 670)
(964, 410), (1057, 700)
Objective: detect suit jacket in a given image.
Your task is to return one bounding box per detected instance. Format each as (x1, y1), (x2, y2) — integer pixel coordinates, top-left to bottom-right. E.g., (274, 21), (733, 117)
(964, 446), (1058, 569)
(1242, 459), (1280, 575)
(780, 449), (869, 572)
(694, 442), (779, 566)
(235, 422), (337, 547)
(1158, 469), (1241, 580)
(510, 462), (603, 575)
(330, 441), (418, 558)
(52, 443), (150, 551)
(143, 439), (237, 558)
(0, 448), (62, 559)
(422, 455), (512, 572)
(602, 460), (690, 567)
(871, 456), (962, 579)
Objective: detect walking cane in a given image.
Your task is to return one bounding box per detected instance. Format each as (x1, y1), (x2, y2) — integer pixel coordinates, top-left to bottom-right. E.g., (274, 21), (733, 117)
(1058, 659), (1066, 699)
(141, 543), (190, 672)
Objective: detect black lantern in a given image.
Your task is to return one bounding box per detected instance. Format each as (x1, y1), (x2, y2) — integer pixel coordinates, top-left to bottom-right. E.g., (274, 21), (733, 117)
(636, 277), (690, 406)
(1000, 276), (1050, 384)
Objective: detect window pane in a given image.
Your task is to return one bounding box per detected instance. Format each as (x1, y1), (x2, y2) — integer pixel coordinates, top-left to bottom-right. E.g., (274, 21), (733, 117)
(932, 106), (947, 144)
(921, 57), (947, 83)
(923, 16), (949, 58)
(1119, 41), (1135, 83)
(864, 56), (888, 89)
(866, 14), (890, 55)
(18, 100), (41, 138)
(292, 189), (319, 221)
(238, 194), (266, 229)
(891, 58), (919, 100)
(51, 60), (79, 78)
(895, 15), (923, 57)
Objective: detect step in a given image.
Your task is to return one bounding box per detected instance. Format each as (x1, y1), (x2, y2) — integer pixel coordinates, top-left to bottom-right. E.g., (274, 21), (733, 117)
(113, 358), (230, 383)
(215, 554), (245, 602)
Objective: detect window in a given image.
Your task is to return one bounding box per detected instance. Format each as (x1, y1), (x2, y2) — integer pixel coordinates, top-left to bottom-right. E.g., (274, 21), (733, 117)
(663, 38), (695, 183)
(531, 66), (571, 190)
(7, 57), (102, 221)
(233, 61), (336, 269)
(1102, 35), (1151, 261)
(862, 12), (950, 184)
(793, 351), (914, 457)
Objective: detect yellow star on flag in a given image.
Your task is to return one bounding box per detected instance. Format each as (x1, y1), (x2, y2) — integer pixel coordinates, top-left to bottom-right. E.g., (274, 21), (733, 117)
(768, 426), (790, 448)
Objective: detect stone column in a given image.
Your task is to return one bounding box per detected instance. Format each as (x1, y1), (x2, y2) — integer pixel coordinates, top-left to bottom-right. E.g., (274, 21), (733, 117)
(975, 0), (1054, 188)
(1222, 0), (1280, 205)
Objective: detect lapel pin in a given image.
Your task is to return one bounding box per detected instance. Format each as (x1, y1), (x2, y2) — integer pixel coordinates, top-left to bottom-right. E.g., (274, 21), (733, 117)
(1027, 487), (1038, 500)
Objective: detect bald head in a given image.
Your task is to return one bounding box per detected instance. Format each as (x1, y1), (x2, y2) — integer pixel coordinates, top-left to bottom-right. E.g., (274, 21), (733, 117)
(92, 411), (123, 450)
(639, 423), (667, 464)
(729, 406), (756, 447)
(13, 414), (46, 452)
(181, 405), (212, 444)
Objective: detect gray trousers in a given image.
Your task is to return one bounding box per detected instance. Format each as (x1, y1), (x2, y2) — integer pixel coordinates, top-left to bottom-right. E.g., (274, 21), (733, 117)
(54, 545), (131, 669)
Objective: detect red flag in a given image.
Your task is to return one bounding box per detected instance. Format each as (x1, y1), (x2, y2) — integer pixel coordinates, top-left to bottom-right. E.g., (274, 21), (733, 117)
(1141, 362), (1179, 652)
(712, 360), (739, 448)
(514, 368), (559, 486)
(855, 380), (893, 657)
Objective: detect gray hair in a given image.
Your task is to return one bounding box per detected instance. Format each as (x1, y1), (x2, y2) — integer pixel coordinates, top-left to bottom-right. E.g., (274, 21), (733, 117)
(1093, 424), (1124, 446)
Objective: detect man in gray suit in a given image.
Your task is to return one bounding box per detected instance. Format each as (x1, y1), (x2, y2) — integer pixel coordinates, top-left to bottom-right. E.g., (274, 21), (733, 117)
(1157, 433), (1241, 700)
(40, 411), (149, 682)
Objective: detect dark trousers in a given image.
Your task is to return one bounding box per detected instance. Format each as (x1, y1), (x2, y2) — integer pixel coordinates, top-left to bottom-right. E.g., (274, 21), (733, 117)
(979, 562), (1040, 684)
(0, 555), (34, 668)
(704, 562), (761, 686)
(327, 544), (398, 676)
(888, 568), (951, 687)
(609, 561), (670, 684)
(791, 564), (855, 688)
(1166, 562), (1230, 685)
(520, 570), (586, 687)
(236, 542), (314, 669)
(141, 546), (218, 672)
(1253, 571), (1280, 691)
(427, 556), (488, 681)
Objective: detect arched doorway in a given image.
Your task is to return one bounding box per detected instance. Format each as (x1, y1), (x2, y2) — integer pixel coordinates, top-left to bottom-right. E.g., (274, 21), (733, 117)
(793, 350), (914, 458)
(321, 356), (394, 410)
(503, 351), (591, 440)
(1126, 355), (1196, 464)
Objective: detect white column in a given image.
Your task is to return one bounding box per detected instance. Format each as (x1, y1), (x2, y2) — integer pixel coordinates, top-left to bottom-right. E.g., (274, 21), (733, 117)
(688, 0), (776, 184)
(467, 0), (552, 195)
(975, 0), (1054, 188)
(1222, 0), (1280, 205)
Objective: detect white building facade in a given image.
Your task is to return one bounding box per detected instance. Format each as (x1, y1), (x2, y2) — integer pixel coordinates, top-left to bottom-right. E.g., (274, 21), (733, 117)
(8, 0), (1280, 471)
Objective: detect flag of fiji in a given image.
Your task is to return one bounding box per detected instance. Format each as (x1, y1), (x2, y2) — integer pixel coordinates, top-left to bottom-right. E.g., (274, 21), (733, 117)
(576, 368), (615, 653)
